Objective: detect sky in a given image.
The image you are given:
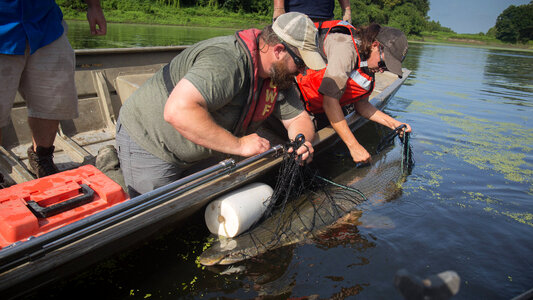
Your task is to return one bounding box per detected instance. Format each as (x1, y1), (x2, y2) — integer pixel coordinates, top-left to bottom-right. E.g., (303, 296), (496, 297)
(427, 0), (531, 34)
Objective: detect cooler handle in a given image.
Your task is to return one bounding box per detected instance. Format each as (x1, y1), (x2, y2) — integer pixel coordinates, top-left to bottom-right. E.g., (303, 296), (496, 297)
(27, 184), (95, 218)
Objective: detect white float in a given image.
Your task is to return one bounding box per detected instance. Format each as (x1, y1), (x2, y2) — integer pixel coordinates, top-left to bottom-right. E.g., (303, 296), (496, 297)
(205, 182), (274, 238)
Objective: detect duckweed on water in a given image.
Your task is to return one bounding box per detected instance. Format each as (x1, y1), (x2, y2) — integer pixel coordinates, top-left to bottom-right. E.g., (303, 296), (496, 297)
(445, 91), (470, 99)
(408, 100), (532, 227)
(423, 150), (445, 158)
(465, 191), (500, 205)
(483, 207), (533, 227)
(411, 100), (532, 184)
(466, 191), (533, 227)
(426, 170), (443, 187)
(501, 211), (533, 226)
(403, 163), (447, 198)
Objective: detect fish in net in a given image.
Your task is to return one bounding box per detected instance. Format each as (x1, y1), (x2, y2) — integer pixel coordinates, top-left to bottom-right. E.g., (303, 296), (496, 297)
(199, 126), (413, 266)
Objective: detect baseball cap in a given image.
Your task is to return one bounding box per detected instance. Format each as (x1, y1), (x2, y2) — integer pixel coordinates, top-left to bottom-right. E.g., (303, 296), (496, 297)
(376, 27), (408, 77)
(272, 12), (326, 70)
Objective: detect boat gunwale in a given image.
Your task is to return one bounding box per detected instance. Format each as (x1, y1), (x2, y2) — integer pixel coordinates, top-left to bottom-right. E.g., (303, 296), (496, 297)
(74, 45), (190, 56)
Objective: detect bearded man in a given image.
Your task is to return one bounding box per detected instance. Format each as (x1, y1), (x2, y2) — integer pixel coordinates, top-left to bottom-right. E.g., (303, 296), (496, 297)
(116, 12), (325, 195)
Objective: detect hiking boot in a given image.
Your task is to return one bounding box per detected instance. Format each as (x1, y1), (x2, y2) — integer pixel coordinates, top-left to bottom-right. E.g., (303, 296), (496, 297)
(27, 145), (59, 178)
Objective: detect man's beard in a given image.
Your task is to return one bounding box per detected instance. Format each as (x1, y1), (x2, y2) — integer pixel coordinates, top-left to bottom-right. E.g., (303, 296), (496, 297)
(270, 58), (298, 90)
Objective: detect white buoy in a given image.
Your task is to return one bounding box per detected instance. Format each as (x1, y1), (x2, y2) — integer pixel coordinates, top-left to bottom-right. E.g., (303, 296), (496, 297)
(205, 182), (274, 238)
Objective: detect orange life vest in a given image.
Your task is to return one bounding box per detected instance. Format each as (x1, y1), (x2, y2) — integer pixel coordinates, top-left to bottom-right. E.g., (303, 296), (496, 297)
(234, 29), (279, 135)
(296, 20), (374, 114)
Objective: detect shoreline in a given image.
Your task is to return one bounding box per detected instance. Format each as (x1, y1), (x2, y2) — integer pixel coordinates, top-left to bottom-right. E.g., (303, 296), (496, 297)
(408, 40), (533, 53)
(65, 18), (532, 52)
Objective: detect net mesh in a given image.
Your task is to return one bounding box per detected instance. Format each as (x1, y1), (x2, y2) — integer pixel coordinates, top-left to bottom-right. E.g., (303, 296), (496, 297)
(199, 126), (413, 266)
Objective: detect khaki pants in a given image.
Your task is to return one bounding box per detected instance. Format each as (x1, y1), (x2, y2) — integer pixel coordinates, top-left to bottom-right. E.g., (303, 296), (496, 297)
(0, 21), (78, 127)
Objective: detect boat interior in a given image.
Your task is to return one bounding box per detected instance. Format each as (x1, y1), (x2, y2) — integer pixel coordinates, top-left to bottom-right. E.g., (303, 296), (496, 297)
(0, 46), (403, 188)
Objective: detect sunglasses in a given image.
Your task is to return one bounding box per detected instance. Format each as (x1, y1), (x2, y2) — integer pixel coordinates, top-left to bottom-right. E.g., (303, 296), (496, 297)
(281, 42), (306, 69)
(378, 46), (388, 70)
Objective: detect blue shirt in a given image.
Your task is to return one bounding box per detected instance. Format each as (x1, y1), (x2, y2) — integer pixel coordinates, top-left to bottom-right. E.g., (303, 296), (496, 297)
(0, 0), (64, 55)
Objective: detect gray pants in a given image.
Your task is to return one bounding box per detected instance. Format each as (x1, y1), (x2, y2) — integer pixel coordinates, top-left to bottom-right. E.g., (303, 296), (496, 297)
(116, 118), (184, 196)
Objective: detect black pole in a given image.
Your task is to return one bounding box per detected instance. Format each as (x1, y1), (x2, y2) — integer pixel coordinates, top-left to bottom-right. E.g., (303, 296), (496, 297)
(0, 145), (283, 273)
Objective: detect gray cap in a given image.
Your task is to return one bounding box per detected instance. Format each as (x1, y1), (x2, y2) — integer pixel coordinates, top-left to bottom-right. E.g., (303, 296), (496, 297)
(272, 12), (326, 70)
(376, 27), (408, 77)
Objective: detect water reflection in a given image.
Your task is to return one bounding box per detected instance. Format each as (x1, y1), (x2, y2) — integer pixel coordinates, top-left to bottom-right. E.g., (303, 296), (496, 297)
(206, 246), (296, 297)
(66, 20), (236, 49)
(401, 42), (423, 83)
(203, 225), (379, 298)
(483, 50), (533, 106)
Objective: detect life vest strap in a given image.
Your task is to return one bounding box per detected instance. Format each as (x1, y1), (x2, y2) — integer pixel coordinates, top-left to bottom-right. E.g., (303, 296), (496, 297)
(162, 64), (173, 96)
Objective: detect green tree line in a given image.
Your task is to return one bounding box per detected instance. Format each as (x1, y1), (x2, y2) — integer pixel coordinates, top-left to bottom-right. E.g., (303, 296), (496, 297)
(58, 0), (531, 44)
(492, 1), (532, 43)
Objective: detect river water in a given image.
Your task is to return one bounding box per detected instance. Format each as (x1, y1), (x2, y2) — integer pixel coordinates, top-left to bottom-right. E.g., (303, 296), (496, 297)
(31, 22), (533, 299)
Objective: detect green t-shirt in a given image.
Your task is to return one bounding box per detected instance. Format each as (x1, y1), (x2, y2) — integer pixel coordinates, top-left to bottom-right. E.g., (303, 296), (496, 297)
(119, 34), (303, 165)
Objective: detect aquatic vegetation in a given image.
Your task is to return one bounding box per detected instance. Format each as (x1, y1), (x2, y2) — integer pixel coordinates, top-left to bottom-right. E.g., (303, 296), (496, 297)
(483, 207), (533, 227)
(411, 100), (533, 185)
(423, 150), (445, 158)
(403, 163), (447, 198)
(419, 140), (434, 145)
(501, 211), (533, 227)
(407, 100), (532, 229)
(445, 91), (470, 99)
(465, 191), (501, 205)
(464, 191), (533, 227)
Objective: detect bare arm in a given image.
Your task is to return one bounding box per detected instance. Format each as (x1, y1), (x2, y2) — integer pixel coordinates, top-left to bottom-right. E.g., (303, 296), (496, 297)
(323, 95), (371, 163)
(273, 0), (286, 20)
(85, 0), (106, 35)
(164, 78), (271, 157)
(338, 0), (351, 22)
(281, 111), (316, 163)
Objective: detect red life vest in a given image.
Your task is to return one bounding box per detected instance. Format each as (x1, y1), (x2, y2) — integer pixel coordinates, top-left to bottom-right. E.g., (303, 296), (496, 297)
(296, 20), (374, 114)
(234, 29), (278, 136)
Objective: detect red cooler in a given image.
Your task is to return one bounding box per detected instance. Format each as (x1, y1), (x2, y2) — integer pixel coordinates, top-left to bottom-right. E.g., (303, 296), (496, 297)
(0, 165), (129, 249)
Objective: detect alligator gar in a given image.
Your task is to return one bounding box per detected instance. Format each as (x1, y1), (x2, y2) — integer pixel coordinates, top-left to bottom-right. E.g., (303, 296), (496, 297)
(198, 142), (408, 266)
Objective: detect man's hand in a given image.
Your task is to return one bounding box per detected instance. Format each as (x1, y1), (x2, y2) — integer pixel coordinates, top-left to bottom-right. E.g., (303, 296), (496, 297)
(296, 140), (314, 164)
(342, 7), (352, 23)
(238, 134), (271, 157)
(349, 143), (371, 164)
(86, 0), (107, 35)
(339, 0), (352, 22)
(287, 140), (314, 165)
(396, 122), (412, 138)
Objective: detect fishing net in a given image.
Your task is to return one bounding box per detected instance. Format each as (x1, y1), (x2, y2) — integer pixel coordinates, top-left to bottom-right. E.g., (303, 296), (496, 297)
(199, 125), (413, 266)
(258, 126), (412, 240)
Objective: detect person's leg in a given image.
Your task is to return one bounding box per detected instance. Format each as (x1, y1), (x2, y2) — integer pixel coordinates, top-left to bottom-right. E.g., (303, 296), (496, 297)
(0, 53), (25, 184)
(116, 119), (184, 196)
(21, 21), (78, 177)
(0, 53), (25, 143)
(27, 118), (59, 149)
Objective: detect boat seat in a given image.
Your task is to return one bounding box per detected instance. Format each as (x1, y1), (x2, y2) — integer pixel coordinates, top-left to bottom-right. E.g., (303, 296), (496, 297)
(115, 73), (153, 103)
